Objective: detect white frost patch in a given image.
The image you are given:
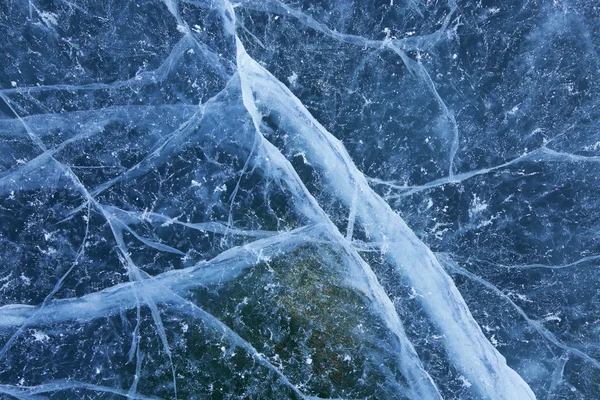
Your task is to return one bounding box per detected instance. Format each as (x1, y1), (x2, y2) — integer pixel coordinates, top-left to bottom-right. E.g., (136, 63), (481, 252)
(469, 195), (488, 219)
(305, 357), (313, 365)
(36, 245), (57, 255)
(507, 291), (533, 303)
(584, 141), (600, 151)
(292, 151), (310, 165)
(458, 375), (472, 388)
(408, 286), (423, 299)
(256, 249), (272, 264)
(516, 293), (532, 302)
(32, 330), (50, 342)
(543, 313), (562, 323)
(507, 105), (520, 117)
(430, 221), (451, 240)
(477, 213), (499, 229)
(287, 72), (298, 87)
(490, 334), (499, 347)
(20, 274), (31, 285)
(11, 81), (17, 87)
(263, 283), (280, 291)
(426, 198), (433, 210)
(38, 11), (59, 26)
(214, 183), (227, 193)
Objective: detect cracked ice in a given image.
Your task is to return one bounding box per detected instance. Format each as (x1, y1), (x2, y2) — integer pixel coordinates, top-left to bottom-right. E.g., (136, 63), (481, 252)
(0, 0), (599, 399)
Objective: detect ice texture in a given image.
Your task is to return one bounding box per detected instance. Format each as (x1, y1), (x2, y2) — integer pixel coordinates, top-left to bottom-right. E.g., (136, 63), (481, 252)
(0, 0), (599, 399)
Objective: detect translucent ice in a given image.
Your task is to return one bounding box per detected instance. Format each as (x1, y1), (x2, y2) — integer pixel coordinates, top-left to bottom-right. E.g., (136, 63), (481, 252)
(1, 0), (599, 398)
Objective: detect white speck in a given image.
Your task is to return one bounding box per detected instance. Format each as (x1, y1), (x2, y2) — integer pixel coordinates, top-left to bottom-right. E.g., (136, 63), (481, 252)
(11, 81), (17, 87)
(343, 354), (351, 362)
(191, 180), (202, 187)
(287, 72), (298, 87)
(214, 183), (227, 193)
(32, 330), (50, 342)
(274, 15), (279, 20)
(506, 291), (533, 303)
(36, 245), (57, 255)
(18, 378), (25, 385)
(305, 357), (313, 365)
(565, 82), (575, 93)
(220, 346), (226, 352)
(95, 367), (102, 374)
(20, 273), (31, 285)
(176, 24), (187, 33)
(181, 322), (189, 333)
(490, 334), (499, 346)
(458, 375), (472, 388)
(488, 7), (500, 15)
(408, 286), (423, 299)
(452, 53), (458, 59)
(516, 293), (533, 302)
(187, 48), (195, 55)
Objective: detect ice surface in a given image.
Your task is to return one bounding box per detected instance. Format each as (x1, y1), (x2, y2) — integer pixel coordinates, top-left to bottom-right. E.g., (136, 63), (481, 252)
(1, 0), (599, 399)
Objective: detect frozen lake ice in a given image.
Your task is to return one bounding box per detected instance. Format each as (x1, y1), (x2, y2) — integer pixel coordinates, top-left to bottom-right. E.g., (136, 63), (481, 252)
(0, 0), (599, 398)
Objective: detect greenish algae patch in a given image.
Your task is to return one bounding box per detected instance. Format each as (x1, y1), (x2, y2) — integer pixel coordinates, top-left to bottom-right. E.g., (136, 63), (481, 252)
(188, 243), (409, 399)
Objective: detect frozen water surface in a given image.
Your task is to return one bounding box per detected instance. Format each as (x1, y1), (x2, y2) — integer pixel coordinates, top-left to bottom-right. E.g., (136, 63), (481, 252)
(0, 0), (599, 398)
